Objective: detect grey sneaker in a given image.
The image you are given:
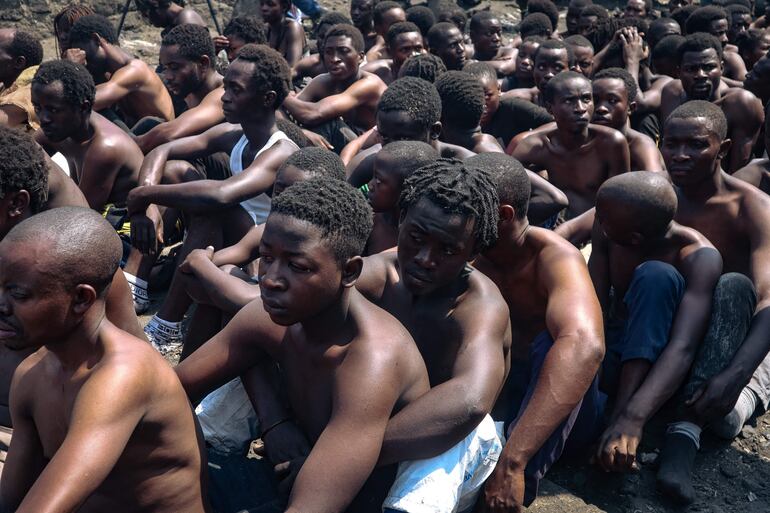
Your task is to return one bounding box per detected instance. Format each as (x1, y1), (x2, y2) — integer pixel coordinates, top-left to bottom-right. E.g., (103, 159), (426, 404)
(144, 319), (183, 356)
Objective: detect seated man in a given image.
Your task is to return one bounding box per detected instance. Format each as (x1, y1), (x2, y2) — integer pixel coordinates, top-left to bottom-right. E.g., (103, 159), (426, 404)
(511, 71), (630, 219)
(564, 34), (594, 77)
(0, 207), (208, 512)
(135, 24), (225, 154)
(135, 0), (206, 35)
(398, 52), (447, 83)
(365, 0), (407, 61)
(293, 12), (353, 84)
(176, 178), (431, 513)
(128, 44), (298, 352)
(685, 6), (746, 82)
(434, 70), (504, 153)
(504, 39), (573, 108)
(737, 29), (770, 73)
(0, 29), (43, 131)
(734, 102), (770, 194)
(282, 24), (387, 153)
(660, 33), (763, 172)
(261, 0), (306, 68)
(563, 0), (592, 37)
(363, 21), (425, 85)
(31, 60), (153, 314)
(427, 22), (467, 71)
(501, 36), (543, 91)
(469, 152), (604, 511)
(350, 0), (378, 52)
(65, 14), (175, 129)
(469, 11), (515, 77)
(214, 15), (268, 64)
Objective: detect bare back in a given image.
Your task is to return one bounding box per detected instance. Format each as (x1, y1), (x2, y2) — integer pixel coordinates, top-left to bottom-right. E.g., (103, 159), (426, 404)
(107, 59), (175, 124)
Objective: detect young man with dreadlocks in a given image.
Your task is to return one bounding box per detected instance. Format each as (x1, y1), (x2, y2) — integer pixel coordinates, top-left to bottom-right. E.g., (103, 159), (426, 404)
(53, 3), (95, 57)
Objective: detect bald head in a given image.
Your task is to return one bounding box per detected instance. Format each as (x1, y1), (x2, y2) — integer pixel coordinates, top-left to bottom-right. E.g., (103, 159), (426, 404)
(5, 207), (122, 297)
(597, 172), (677, 238)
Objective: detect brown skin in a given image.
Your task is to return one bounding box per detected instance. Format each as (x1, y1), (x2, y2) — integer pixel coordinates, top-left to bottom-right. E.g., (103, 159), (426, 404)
(261, 0), (306, 67)
(137, 0), (205, 30)
(283, 35), (387, 132)
(512, 77), (631, 217)
(362, 31), (426, 85)
(354, 198), (512, 464)
(733, 158), (770, 194)
(659, 48), (764, 172)
(65, 34), (174, 126)
(0, 238), (206, 513)
(503, 47), (571, 107)
(474, 208), (604, 512)
(0, 29), (35, 129)
(470, 17), (516, 76)
(176, 215), (430, 512)
(365, 7), (407, 62)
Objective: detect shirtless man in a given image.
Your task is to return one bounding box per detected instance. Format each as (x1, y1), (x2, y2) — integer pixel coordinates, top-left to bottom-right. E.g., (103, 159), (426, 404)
(350, 0), (378, 52)
(685, 6), (747, 82)
(31, 60), (153, 314)
(128, 44), (298, 352)
(565, 35), (595, 78)
(363, 21), (425, 85)
(135, 24), (225, 154)
(659, 33), (763, 172)
(135, 0), (205, 36)
(292, 12), (352, 84)
(511, 71), (630, 218)
(468, 153), (605, 512)
(427, 22), (467, 71)
(501, 36), (542, 92)
(0, 207), (208, 513)
(282, 25), (387, 153)
(365, 1), (406, 62)
(469, 11), (516, 77)
(434, 71), (504, 153)
(0, 29), (43, 131)
(734, 102), (770, 194)
(261, 0), (306, 68)
(504, 40), (573, 108)
(176, 178), (431, 513)
(65, 14), (175, 128)
(214, 15), (267, 64)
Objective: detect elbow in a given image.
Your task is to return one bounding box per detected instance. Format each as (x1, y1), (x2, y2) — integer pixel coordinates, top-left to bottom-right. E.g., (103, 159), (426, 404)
(554, 190), (569, 210)
(461, 394), (493, 428)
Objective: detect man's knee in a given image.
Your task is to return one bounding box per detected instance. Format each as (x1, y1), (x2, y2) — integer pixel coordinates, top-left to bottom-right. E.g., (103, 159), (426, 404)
(626, 260), (685, 303)
(164, 160), (205, 185)
(714, 272), (756, 309)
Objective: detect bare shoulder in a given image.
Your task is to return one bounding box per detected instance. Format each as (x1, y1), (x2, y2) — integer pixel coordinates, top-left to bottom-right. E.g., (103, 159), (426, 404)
(722, 87), (763, 112)
(92, 114), (143, 160)
(727, 173), (770, 226)
(590, 123), (627, 146)
(462, 266), (510, 317)
(733, 159), (769, 188)
(350, 293), (420, 366)
(662, 78), (684, 95)
(357, 251), (397, 298)
(362, 59), (391, 74)
(357, 71), (388, 92)
(627, 128), (658, 150)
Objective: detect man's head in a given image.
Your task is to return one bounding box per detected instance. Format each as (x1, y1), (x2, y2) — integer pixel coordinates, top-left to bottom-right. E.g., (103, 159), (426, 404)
(595, 172), (677, 246)
(260, 0), (292, 24)
(274, 147), (346, 197)
(135, 0), (177, 28)
(624, 0), (651, 19)
(68, 14), (119, 77)
(0, 127), (48, 238)
(470, 11), (504, 60)
(386, 21), (425, 68)
(652, 34), (685, 77)
(737, 29), (770, 72)
(435, 71), (486, 131)
(565, 35), (594, 77)
(592, 67), (637, 129)
(406, 5), (436, 39)
(465, 153), (530, 224)
(0, 207), (121, 350)
(369, 141), (438, 213)
(373, 1), (406, 37)
(662, 100), (729, 187)
(578, 5), (610, 36)
(436, 2), (468, 32)
(677, 33), (723, 101)
(0, 29), (43, 86)
(397, 159), (499, 294)
(398, 52), (447, 82)
(464, 62), (500, 125)
(527, 0), (560, 31)
(726, 4), (752, 43)
(427, 22), (466, 70)
(685, 7), (729, 47)
(671, 5), (697, 31)
(515, 36), (543, 82)
(323, 24), (365, 80)
(160, 24), (216, 97)
(377, 76), (442, 144)
(32, 60), (95, 142)
(259, 177), (373, 325)
(534, 40), (573, 91)
(648, 17), (682, 51)
(744, 53), (770, 100)
(221, 44), (290, 123)
(54, 3), (95, 55)
(567, 0), (593, 35)
(519, 13), (553, 39)
(223, 16), (267, 62)
(543, 71), (593, 132)
(350, 0), (375, 30)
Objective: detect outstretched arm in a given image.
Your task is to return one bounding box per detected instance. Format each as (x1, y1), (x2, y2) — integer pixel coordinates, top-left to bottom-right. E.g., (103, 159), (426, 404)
(92, 65), (143, 113)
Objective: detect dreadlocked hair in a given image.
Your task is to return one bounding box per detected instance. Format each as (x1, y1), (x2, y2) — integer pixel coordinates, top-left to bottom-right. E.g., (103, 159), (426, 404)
(54, 3), (95, 51)
(399, 158), (499, 252)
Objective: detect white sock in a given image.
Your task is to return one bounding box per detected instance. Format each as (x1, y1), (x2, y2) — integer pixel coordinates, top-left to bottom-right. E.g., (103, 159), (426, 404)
(148, 315), (182, 331)
(711, 388), (758, 439)
(667, 421), (702, 450)
(123, 272), (148, 290)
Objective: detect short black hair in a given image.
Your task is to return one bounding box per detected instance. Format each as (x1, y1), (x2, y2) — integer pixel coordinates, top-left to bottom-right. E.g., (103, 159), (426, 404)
(280, 147), (346, 180)
(597, 172), (678, 238)
(519, 13), (553, 39)
(406, 5), (436, 36)
(463, 61), (498, 84)
(223, 16), (267, 45)
(69, 14), (118, 45)
(379, 140), (439, 179)
(324, 23), (365, 53)
(0, 127), (48, 214)
(435, 2), (467, 31)
(374, 1), (403, 26)
(33, 60), (95, 108)
(564, 34), (594, 51)
(399, 158), (499, 252)
(427, 21), (459, 49)
(666, 99), (728, 140)
(685, 6), (728, 35)
(594, 67), (638, 102)
(737, 29), (767, 55)
(378, 76), (442, 129)
(465, 153), (530, 220)
(672, 5), (698, 33)
(317, 11), (353, 33)
(678, 32), (723, 62)
(653, 34), (685, 62)
(270, 177), (373, 262)
(527, 0), (560, 31)
(535, 39), (575, 67)
(234, 44), (291, 106)
(161, 23), (215, 62)
(387, 21), (421, 47)
(543, 70), (589, 104)
(580, 5), (610, 20)
(5, 206), (121, 296)
(399, 52), (447, 82)
(470, 11), (500, 33)
(725, 3), (751, 26)
(648, 17), (681, 47)
(7, 31), (43, 68)
(276, 118), (312, 147)
(435, 71), (485, 129)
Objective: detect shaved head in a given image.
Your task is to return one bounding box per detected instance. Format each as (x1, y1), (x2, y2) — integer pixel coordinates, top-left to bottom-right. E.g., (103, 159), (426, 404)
(597, 172), (677, 238)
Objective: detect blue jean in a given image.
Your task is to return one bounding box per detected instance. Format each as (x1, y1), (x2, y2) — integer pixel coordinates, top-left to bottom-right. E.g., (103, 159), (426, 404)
(289, 0), (322, 17)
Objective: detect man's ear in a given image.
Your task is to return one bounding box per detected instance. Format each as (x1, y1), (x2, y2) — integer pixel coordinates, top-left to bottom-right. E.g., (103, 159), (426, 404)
(264, 90), (278, 108)
(7, 191), (30, 220)
(718, 138), (732, 160)
(429, 121), (442, 140)
(341, 255), (364, 287)
(13, 55), (26, 71)
(199, 54), (212, 70)
(628, 100), (637, 114)
(498, 204), (515, 223)
(72, 283), (98, 315)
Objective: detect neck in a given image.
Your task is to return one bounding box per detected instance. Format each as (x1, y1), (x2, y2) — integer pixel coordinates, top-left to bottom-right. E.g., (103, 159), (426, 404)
(335, 69), (363, 89)
(555, 125), (590, 148)
(483, 219), (530, 264)
(45, 308), (106, 373)
(242, 111), (277, 144)
(2, 68), (22, 89)
(300, 289), (354, 345)
(192, 70), (223, 102)
(104, 44), (132, 73)
(679, 164), (725, 201)
(442, 124), (482, 148)
(357, 21), (374, 34)
(70, 114), (96, 143)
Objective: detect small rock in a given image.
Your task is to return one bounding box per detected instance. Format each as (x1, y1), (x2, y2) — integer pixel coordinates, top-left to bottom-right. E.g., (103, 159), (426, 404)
(640, 452), (658, 465)
(748, 491), (757, 502)
(741, 425), (757, 438)
(719, 461), (740, 478)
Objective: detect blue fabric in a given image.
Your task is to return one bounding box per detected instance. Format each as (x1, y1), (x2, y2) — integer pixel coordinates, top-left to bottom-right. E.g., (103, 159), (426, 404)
(289, 0), (321, 17)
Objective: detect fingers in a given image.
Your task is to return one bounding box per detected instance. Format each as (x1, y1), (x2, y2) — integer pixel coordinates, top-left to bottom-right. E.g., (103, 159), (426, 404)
(685, 385), (706, 406)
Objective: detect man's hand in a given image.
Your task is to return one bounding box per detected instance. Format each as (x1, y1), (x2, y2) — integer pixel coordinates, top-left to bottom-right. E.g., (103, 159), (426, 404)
(302, 129), (334, 150)
(685, 370), (744, 424)
(213, 35), (230, 53)
(130, 204), (164, 256)
(63, 48), (86, 65)
(274, 456), (307, 497)
(178, 246), (214, 275)
(480, 464), (525, 513)
(620, 27), (647, 65)
(262, 421), (312, 467)
(596, 415), (643, 473)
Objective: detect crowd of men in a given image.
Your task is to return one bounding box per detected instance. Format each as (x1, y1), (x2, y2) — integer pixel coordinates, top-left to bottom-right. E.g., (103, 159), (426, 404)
(0, 0), (769, 510)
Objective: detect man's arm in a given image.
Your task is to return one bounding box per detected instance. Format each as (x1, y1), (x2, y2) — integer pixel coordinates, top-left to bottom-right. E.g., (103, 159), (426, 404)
(211, 225), (264, 267)
(606, 129), (632, 177)
(587, 217), (611, 312)
(283, 21), (306, 68)
(283, 77), (383, 127)
(726, 91), (764, 173)
(632, 135), (666, 172)
(77, 146), (123, 211)
(92, 64), (144, 112)
(527, 170), (569, 225)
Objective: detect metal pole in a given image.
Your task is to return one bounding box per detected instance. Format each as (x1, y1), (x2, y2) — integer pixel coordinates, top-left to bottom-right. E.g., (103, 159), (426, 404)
(116, 0), (133, 38)
(205, 0), (222, 34)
